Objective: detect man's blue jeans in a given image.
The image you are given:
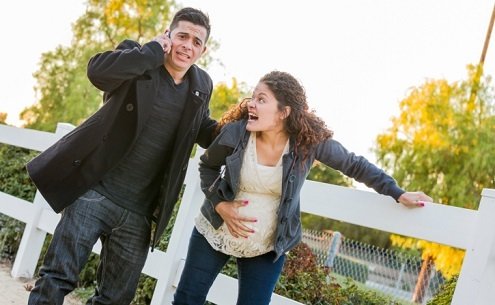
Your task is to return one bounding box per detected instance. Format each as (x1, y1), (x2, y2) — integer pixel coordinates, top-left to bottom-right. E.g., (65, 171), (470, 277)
(28, 189), (152, 305)
(173, 227), (286, 305)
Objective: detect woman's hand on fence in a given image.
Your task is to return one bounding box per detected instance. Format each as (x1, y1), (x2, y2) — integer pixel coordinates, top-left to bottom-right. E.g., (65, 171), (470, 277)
(215, 200), (257, 238)
(398, 192), (432, 208)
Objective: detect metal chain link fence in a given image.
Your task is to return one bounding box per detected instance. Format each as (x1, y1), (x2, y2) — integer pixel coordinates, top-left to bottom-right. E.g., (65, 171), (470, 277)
(302, 229), (447, 304)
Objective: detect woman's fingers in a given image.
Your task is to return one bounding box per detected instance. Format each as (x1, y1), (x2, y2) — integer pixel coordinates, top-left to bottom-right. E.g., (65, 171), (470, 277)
(226, 216), (257, 238)
(398, 191), (434, 208)
(226, 200), (257, 238)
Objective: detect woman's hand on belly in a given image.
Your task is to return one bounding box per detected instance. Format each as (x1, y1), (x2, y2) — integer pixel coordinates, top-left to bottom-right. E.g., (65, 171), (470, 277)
(215, 200), (257, 238)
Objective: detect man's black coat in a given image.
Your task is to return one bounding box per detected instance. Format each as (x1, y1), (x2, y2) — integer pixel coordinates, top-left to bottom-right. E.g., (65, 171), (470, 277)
(27, 40), (217, 247)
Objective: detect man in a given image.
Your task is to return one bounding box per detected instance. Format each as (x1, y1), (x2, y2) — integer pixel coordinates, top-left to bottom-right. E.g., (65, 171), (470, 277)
(27, 7), (217, 305)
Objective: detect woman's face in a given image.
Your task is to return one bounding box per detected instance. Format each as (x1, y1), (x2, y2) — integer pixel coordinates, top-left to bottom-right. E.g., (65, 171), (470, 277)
(246, 82), (287, 133)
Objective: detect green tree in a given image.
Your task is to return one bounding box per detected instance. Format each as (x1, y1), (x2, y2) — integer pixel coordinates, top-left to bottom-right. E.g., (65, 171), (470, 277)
(375, 65), (495, 292)
(0, 144), (37, 260)
(20, 0), (219, 131)
(209, 78), (248, 120)
(374, 64), (495, 209)
(307, 161), (353, 186)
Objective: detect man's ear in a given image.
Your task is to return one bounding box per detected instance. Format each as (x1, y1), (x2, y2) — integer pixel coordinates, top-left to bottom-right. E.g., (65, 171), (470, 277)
(201, 46), (208, 56)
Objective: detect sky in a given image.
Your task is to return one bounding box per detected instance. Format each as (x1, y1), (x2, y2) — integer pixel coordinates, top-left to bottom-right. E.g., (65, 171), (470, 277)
(1, 0), (494, 169)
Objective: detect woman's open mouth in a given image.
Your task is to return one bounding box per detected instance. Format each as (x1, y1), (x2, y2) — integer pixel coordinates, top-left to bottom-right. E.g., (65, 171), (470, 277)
(248, 113), (259, 121)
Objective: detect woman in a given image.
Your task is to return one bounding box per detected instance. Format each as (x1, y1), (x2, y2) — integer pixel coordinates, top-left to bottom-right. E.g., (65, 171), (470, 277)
(173, 71), (432, 305)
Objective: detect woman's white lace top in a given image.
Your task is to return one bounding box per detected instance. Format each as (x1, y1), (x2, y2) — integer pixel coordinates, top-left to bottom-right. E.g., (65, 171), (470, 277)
(195, 132), (289, 257)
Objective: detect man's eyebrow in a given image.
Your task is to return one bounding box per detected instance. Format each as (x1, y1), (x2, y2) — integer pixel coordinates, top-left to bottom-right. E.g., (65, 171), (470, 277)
(194, 36), (204, 45)
(177, 31), (204, 45)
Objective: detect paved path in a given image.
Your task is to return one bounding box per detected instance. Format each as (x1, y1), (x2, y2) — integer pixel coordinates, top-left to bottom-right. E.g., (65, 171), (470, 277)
(0, 262), (81, 305)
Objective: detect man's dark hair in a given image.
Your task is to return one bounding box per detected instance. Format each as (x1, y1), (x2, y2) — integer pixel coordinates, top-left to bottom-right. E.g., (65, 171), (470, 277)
(170, 7), (211, 42)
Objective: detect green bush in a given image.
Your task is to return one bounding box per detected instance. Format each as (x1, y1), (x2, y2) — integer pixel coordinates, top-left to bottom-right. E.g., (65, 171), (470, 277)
(0, 216), (24, 261)
(276, 243), (401, 305)
(0, 145), (37, 201)
(0, 144), (37, 261)
(427, 276), (457, 305)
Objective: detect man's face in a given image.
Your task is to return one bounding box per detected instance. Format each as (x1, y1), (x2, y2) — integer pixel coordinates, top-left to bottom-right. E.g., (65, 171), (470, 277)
(165, 21), (208, 74)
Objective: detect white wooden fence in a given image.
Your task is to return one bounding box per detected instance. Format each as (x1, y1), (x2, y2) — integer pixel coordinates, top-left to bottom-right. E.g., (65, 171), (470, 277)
(0, 122), (494, 305)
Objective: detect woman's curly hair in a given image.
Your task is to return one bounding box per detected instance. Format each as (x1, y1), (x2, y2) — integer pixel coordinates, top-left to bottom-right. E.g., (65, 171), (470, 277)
(216, 71), (333, 161)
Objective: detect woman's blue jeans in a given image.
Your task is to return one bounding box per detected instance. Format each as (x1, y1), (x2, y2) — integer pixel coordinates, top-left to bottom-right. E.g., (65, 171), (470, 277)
(173, 227), (286, 305)
(28, 189), (152, 305)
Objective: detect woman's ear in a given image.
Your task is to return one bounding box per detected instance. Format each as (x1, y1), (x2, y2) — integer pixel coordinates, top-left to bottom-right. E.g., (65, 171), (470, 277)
(282, 106), (291, 119)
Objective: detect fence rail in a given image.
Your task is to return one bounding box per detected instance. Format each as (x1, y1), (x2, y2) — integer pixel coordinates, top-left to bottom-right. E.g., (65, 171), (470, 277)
(1, 123), (494, 305)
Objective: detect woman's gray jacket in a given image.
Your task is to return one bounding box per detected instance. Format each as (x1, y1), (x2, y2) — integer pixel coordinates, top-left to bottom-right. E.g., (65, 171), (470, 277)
(199, 120), (405, 261)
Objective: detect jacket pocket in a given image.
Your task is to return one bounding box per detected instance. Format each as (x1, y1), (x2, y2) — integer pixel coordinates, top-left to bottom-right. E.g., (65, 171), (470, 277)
(217, 179), (235, 201)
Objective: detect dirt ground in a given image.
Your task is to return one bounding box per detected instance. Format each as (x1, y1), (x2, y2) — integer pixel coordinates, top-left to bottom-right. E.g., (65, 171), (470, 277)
(0, 260), (82, 305)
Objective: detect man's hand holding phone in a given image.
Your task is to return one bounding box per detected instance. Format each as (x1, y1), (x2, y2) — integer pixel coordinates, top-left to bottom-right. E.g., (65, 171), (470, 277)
(153, 29), (172, 54)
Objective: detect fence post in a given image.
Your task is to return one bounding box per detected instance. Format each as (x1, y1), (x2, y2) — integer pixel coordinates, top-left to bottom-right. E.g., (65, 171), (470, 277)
(10, 191), (47, 278)
(150, 150), (206, 305)
(412, 256), (432, 304)
(452, 188), (495, 305)
(325, 231), (342, 269)
(10, 123), (74, 279)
